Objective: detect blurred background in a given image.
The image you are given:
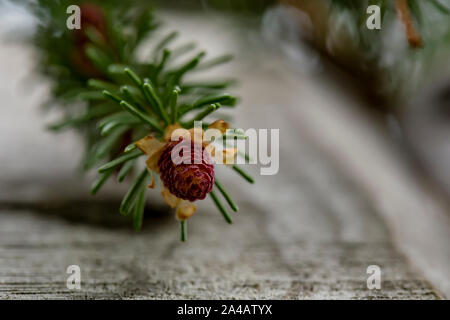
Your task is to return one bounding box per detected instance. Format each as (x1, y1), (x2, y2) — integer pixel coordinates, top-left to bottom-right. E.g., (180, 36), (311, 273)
(0, 0), (449, 299)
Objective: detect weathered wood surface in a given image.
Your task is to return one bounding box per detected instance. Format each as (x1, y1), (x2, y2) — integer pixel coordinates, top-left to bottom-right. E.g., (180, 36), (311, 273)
(0, 10), (448, 299)
(0, 198), (440, 299)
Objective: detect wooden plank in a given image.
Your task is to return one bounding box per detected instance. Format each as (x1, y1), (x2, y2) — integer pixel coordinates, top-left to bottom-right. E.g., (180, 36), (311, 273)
(0, 199), (440, 299)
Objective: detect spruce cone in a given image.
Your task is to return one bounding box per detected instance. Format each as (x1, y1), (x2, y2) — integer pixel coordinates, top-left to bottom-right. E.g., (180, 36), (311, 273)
(75, 3), (107, 45)
(71, 3), (107, 78)
(158, 139), (215, 201)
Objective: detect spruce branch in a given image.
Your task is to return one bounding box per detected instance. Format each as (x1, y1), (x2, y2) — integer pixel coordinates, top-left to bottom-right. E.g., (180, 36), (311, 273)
(21, 1), (252, 238)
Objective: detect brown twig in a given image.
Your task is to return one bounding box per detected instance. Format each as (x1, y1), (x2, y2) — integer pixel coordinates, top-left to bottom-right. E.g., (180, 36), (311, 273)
(395, 0), (423, 48)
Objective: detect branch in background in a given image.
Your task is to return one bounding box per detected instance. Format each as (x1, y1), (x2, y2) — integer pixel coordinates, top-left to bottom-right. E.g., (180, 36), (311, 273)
(395, 0), (423, 48)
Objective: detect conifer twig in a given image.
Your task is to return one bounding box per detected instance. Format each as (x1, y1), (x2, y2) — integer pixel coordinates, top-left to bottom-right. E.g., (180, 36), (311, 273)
(395, 0), (423, 48)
